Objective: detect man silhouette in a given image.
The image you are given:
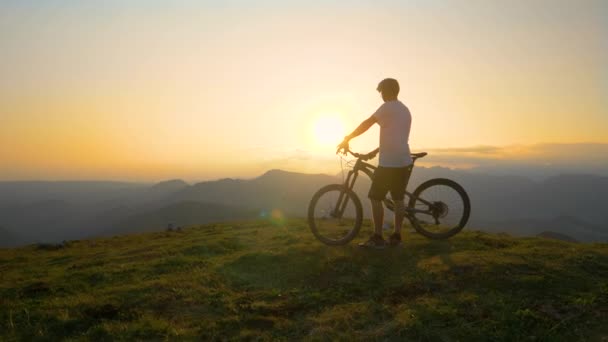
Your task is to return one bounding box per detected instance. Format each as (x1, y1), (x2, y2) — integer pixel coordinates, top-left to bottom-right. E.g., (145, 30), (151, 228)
(337, 78), (412, 248)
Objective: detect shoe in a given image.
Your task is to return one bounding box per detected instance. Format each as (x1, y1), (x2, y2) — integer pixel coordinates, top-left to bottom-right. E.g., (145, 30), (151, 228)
(388, 232), (402, 247)
(358, 234), (387, 249)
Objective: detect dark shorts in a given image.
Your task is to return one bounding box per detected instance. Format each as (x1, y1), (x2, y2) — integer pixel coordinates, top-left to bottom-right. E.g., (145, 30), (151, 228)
(368, 166), (412, 201)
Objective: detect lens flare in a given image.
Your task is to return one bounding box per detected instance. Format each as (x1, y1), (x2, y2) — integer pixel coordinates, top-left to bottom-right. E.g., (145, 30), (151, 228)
(270, 208), (285, 226)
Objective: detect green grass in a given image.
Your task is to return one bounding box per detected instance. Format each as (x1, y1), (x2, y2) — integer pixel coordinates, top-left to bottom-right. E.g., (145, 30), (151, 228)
(1, 219), (607, 341)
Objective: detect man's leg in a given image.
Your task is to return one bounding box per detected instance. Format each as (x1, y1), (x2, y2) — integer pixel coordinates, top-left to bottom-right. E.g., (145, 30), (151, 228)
(393, 199), (405, 235)
(393, 166), (411, 236)
(371, 199), (384, 236)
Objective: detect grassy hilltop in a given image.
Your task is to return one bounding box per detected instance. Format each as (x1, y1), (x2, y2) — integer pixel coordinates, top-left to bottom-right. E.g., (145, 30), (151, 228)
(1, 219), (607, 341)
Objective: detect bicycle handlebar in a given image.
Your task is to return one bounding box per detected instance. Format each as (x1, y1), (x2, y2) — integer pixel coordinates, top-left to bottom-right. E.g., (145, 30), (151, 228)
(339, 148), (427, 161)
(338, 148), (364, 159)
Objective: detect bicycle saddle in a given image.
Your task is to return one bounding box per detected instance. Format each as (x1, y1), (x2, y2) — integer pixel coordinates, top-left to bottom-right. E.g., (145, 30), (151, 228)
(411, 152), (428, 159)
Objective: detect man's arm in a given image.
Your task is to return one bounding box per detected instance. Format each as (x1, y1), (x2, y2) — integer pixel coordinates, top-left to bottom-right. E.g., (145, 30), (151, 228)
(336, 115), (377, 154)
(346, 115), (377, 141)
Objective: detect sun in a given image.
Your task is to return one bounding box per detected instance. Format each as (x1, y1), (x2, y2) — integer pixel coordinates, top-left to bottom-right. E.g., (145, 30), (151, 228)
(312, 114), (346, 147)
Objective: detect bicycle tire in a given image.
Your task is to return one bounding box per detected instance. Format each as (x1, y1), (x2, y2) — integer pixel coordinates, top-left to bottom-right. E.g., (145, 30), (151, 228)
(308, 184), (363, 245)
(408, 178), (471, 239)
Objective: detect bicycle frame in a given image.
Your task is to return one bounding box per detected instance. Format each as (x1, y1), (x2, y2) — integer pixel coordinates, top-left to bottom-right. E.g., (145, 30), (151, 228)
(333, 156), (437, 218)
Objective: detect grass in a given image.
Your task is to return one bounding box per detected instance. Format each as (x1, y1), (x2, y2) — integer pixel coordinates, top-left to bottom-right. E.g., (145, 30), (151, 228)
(0, 219), (607, 341)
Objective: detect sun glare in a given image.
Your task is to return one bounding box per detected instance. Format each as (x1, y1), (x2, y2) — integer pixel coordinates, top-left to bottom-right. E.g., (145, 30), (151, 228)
(313, 114), (346, 148)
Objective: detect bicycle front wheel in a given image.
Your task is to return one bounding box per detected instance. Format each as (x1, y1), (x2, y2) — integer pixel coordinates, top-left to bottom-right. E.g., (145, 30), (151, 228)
(408, 178), (471, 239)
(308, 184), (363, 245)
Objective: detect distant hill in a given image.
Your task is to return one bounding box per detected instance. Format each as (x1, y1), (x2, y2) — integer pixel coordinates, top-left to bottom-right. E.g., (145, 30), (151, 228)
(0, 226), (22, 248)
(149, 179), (189, 193)
(0, 179), (191, 243)
(171, 169), (336, 216)
(482, 216), (607, 241)
(103, 201), (258, 236)
(537, 231), (578, 242)
(0, 219), (606, 340)
(0, 181), (149, 206)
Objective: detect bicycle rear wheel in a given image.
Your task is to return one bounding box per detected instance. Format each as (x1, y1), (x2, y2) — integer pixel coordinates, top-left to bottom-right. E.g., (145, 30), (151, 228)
(308, 184), (363, 245)
(408, 178), (470, 239)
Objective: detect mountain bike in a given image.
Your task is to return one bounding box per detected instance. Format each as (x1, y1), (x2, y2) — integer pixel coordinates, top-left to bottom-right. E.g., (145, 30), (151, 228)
(308, 149), (471, 245)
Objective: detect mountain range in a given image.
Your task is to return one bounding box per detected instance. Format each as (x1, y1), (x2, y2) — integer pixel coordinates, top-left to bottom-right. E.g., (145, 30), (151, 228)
(1, 167), (607, 247)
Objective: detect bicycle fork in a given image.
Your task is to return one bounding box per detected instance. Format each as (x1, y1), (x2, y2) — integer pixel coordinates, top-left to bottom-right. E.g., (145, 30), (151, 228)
(332, 170), (358, 218)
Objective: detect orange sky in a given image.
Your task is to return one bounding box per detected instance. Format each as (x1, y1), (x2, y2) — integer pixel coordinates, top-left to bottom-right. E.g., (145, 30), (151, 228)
(1, 1), (607, 181)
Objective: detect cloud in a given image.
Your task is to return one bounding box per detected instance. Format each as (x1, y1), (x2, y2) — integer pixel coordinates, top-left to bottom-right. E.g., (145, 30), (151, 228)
(418, 143), (608, 178)
(427, 143), (608, 163)
(428, 145), (504, 155)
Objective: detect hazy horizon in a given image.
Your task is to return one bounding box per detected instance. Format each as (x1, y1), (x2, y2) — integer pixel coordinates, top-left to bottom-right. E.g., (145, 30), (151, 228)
(1, 1), (607, 181)
(1, 142), (607, 183)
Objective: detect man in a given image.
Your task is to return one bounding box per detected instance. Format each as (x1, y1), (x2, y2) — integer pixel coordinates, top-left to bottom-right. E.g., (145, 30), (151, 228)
(337, 78), (412, 249)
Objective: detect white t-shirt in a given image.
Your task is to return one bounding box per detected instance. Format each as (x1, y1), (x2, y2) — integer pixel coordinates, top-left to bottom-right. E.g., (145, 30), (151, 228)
(372, 100), (412, 167)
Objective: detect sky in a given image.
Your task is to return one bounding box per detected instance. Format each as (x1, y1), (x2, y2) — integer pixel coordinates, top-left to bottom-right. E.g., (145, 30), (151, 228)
(1, 0), (607, 181)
